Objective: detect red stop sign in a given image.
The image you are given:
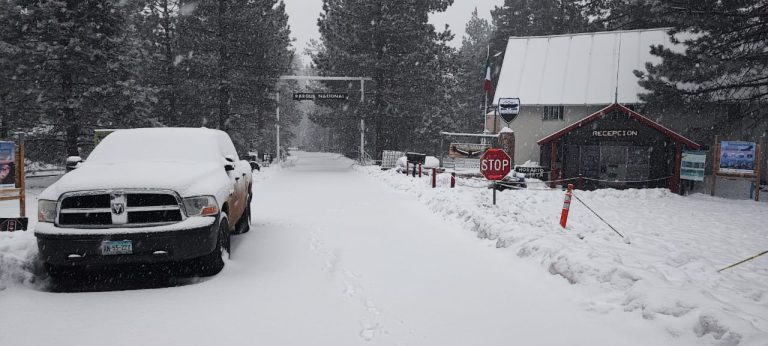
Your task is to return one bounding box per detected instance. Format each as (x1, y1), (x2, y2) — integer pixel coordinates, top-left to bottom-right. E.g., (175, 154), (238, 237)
(480, 149), (512, 181)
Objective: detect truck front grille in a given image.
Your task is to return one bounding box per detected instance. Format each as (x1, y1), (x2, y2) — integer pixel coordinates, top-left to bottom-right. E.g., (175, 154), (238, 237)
(58, 191), (184, 227)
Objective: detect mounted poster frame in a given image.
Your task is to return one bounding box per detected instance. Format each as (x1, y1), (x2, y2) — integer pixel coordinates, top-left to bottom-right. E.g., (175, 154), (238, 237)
(0, 138), (27, 231)
(710, 136), (763, 202)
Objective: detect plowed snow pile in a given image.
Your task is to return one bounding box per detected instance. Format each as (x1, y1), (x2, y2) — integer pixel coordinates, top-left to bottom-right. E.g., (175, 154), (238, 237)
(362, 167), (768, 346)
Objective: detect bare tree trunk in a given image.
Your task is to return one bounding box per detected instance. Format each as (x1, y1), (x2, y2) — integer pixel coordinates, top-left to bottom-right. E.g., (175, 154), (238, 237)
(217, 0), (230, 131)
(0, 93), (9, 139)
(162, 0), (178, 126)
(62, 71), (79, 156)
(372, 2), (385, 157)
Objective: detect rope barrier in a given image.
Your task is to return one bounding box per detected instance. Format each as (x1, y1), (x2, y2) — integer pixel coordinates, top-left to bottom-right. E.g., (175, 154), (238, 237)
(495, 182), (558, 191)
(718, 250), (768, 272)
(571, 193), (626, 239)
(455, 183), (489, 189)
(532, 176), (673, 185)
(580, 176), (672, 184)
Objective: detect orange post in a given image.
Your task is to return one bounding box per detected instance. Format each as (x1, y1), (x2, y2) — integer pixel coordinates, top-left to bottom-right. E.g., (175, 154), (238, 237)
(559, 184), (574, 228)
(432, 168), (437, 188)
(450, 173), (456, 188)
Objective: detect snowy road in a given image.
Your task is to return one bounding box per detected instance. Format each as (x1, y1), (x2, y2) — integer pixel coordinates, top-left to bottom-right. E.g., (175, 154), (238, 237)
(1, 152), (687, 345)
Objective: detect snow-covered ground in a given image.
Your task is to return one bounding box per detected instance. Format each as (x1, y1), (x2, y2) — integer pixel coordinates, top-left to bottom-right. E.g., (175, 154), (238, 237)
(0, 152), (766, 345)
(362, 166), (768, 345)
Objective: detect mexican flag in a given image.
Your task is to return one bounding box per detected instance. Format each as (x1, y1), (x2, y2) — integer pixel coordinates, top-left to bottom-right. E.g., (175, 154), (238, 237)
(483, 55), (492, 92)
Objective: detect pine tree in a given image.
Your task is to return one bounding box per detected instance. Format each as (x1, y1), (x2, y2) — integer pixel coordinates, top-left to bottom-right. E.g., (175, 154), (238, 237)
(451, 8), (495, 134)
(636, 0), (768, 139)
(9, 0), (156, 156)
(132, 0), (184, 127)
(585, 0), (670, 31)
(312, 0), (454, 157)
(173, 0), (294, 152)
(0, 0), (30, 138)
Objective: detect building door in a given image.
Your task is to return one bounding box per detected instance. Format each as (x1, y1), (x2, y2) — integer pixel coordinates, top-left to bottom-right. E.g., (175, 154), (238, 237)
(627, 146), (652, 181)
(596, 145), (652, 182)
(580, 145), (600, 178)
(600, 145), (628, 181)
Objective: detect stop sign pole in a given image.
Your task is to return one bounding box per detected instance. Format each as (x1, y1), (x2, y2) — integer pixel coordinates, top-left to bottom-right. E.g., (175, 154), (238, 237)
(480, 149), (512, 205)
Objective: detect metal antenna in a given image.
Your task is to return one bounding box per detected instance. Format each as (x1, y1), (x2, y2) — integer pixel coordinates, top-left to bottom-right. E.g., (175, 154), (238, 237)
(614, 34), (623, 104)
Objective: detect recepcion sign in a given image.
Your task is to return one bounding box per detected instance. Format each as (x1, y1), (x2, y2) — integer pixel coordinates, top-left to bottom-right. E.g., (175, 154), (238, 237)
(681, 151), (706, 181)
(719, 141), (756, 174)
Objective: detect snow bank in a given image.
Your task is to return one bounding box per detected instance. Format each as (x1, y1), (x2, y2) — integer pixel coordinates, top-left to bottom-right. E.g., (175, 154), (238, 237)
(0, 232), (41, 291)
(0, 190), (42, 291)
(360, 166), (768, 345)
(395, 156), (439, 171)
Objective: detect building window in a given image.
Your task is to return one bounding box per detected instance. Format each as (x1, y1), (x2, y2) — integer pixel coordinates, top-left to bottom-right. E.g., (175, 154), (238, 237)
(542, 106), (564, 121)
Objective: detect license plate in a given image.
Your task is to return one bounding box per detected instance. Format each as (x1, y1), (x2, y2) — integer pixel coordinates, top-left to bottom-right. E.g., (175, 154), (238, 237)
(100, 240), (133, 255)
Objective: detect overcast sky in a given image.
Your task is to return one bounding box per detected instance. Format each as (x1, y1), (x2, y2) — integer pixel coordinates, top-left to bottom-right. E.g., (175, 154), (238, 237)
(283, 0), (505, 57)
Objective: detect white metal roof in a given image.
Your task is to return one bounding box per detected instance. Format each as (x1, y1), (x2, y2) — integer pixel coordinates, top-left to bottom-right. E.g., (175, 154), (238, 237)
(492, 28), (677, 106)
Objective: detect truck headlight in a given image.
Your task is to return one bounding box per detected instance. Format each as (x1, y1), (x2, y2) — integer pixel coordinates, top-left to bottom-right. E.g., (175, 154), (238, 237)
(183, 196), (219, 217)
(38, 200), (57, 223)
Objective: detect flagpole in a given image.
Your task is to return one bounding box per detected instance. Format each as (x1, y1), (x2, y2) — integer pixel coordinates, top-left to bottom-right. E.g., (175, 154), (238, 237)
(484, 45), (489, 135)
(483, 45), (490, 146)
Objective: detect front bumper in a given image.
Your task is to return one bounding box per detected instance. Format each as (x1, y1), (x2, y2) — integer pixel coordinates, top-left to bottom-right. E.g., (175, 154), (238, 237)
(35, 217), (218, 266)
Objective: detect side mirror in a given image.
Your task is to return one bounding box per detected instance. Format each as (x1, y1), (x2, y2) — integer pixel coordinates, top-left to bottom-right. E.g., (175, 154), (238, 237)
(249, 161), (260, 171)
(66, 156), (84, 172)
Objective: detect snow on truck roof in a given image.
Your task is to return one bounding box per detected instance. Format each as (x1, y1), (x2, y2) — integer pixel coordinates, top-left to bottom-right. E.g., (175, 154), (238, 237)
(492, 28), (685, 106)
(87, 127), (231, 164)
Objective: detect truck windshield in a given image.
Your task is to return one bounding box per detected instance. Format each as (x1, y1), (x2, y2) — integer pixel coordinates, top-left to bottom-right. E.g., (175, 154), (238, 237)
(86, 128), (222, 164)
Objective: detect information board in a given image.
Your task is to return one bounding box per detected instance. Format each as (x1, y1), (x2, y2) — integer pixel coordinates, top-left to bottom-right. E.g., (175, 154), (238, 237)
(681, 151), (706, 181)
(719, 141), (756, 174)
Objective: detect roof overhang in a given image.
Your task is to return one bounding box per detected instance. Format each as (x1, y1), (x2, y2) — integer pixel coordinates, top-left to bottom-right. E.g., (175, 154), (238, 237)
(537, 103), (701, 149)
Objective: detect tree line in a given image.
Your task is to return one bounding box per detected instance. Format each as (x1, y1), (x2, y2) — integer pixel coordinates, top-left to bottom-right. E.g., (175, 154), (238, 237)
(0, 0), (298, 163)
(308, 0), (766, 157)
(1, 0), (765, 163)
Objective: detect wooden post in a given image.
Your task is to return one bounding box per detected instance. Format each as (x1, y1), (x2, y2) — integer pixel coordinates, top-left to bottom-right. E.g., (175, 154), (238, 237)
(18, 140), (25, 218)
(710, 136), (719, 196)
(549, 142), (558, 188)
(756, 141), (763, 202)
(498, 129), (515, 167)
(671, 142), (683, 194)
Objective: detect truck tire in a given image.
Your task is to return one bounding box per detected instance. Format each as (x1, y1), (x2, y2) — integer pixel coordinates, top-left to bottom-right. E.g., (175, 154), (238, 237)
(195, 213), (228, 276)
(235, 201), (251, 234)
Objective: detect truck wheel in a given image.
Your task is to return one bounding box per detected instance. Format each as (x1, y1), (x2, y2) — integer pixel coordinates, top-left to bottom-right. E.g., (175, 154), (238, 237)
(235, 202), (251, 234)
(195, 213), (228, 276)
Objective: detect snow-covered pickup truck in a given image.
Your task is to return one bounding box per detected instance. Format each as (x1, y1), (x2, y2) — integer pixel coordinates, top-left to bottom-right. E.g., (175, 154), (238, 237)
(35, 128), (253, 278)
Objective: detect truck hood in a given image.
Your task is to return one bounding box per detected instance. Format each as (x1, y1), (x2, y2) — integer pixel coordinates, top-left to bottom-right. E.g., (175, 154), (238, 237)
(39, 161), (229, 201)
